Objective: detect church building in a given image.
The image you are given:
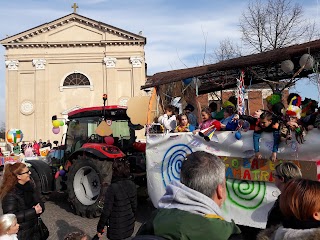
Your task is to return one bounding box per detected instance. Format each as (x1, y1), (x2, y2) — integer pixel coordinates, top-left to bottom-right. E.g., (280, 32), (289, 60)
(1, 10), (147, 142)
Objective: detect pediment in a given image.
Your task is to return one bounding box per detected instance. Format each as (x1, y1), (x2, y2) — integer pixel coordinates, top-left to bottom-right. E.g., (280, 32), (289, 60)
(1, 13), (146, 47)
(48, 24), (104, 42)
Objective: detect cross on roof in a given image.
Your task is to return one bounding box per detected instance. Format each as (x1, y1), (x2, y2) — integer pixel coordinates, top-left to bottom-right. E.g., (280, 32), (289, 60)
(72, 3), (79, 13)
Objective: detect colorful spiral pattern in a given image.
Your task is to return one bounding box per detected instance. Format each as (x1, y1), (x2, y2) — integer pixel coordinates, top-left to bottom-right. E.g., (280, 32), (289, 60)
(161, 144), (193, 187)
(226, 179), (266, 209)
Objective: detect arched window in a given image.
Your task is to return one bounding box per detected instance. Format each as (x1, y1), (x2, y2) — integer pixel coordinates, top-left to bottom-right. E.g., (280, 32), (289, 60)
(63, 73), (90, 86)
(59, 72), (93, 92)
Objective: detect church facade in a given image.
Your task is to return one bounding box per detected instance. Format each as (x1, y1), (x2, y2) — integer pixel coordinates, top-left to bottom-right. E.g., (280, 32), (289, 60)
(1, 13), (147, 142)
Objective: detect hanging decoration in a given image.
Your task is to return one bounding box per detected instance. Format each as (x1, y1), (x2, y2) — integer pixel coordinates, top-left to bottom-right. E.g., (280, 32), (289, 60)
(51, 115), (65, 134)
(234, 120), (250, 140)
(181, 77), (201, 96)
(190, 77), (201, 96)
(299, 54), (314, 70)
(170, 97), (182, 114)
(281, 60), (294, 74)
(236, 70), (245, 115)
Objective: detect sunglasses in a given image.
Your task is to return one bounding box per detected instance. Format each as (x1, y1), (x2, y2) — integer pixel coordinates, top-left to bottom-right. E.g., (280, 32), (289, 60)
(19, 170), (31, 175)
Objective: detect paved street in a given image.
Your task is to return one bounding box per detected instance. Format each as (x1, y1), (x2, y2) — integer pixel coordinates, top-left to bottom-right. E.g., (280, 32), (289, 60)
(0, 191), (155, 240)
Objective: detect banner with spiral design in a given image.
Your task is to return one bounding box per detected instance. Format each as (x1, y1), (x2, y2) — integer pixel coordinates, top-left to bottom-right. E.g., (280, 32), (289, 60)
(226, 179), (266, 209)
(161, 144), (193, 187)
(146, 132), (318, 228)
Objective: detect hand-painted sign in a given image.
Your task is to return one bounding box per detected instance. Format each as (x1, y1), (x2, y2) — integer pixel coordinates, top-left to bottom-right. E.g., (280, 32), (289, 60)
(146, 130), (320, 228)
(222, 157), (319, 182)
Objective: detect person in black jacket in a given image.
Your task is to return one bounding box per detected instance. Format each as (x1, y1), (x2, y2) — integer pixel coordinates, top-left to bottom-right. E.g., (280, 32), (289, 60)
(0, 162), (45, 239)
(96, 158), (137, 240)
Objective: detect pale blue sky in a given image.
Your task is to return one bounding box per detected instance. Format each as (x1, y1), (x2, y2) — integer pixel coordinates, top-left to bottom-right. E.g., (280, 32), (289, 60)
(1, 0), (320, 123)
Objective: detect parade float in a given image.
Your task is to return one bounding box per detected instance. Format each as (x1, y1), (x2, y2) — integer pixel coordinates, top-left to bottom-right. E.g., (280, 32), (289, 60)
(141, 39), (320, 228)
(145, 130), (320, 228)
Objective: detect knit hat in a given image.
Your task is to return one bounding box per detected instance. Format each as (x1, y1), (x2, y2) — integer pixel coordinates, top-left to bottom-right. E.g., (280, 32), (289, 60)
(222, 101), (235, 109)
(266, 93), (281, 106)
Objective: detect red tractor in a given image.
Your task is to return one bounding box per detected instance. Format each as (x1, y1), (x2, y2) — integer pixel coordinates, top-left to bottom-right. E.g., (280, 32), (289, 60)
(27, 105), (146, 218)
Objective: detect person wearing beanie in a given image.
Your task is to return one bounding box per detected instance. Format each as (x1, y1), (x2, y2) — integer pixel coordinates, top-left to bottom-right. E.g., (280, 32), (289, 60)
(215, 100), (236, 120)
(266, 93), (282, 112)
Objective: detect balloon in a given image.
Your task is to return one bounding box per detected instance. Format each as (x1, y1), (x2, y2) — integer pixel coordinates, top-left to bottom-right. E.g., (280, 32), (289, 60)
(52, 120), (60, 128)
(235, 131), (242, 140)
(6, 129), (23, 143)
(59, 170), (66, 176)
(54, 171), (60, 179)
(104, 136), (114, 145)
(281, 60), (294, 74)
(59, 120), (64, 126)
(52, 127), (60, 134)
(182, 78), (192, 85)
(299, 54), (314, 70)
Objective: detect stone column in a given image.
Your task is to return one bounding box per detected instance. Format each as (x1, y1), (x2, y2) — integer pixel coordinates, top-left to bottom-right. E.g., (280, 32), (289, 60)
(103, 57), (117, 105)
(33, 59), (46, 141)
(130, 56), (144, 97)
(5, 60), (19, 130)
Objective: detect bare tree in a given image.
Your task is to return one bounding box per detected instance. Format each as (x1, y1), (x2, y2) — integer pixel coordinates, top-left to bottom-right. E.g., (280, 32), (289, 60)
(0, 122), (5, 140)
(240, 0), (316, 53)
(213, 38), (242, 62)
(239, 0), (318, 92)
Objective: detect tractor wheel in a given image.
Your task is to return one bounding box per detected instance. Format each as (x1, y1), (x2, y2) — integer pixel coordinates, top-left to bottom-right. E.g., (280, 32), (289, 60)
(30, 167), (47, 202)
(67, 157), (113, 218)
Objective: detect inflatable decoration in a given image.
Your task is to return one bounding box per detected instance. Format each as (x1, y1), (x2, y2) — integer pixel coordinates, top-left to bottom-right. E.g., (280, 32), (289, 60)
(299, 54), (314, 70)
(6, 129), (23, 144)
(55, 166), (66, 179)
(235, 131), (242, 140)
(52, 120), (60, 128)
(59, 120), (64, 126)
(104, 136), (115, 145)
(52, 127), (60, 134)
(281, 60), (294, 74)
(59, 169), (66, 176)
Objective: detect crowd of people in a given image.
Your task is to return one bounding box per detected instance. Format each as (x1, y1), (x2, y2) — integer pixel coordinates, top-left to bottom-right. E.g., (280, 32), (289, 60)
(19, 139), (52, 157)
(0, 157), (137, 240)
(135, 151), (320, 240)
(0, 149), (319, 239)
(157, 92), (320, 162)
(0, 93), (319, 239)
